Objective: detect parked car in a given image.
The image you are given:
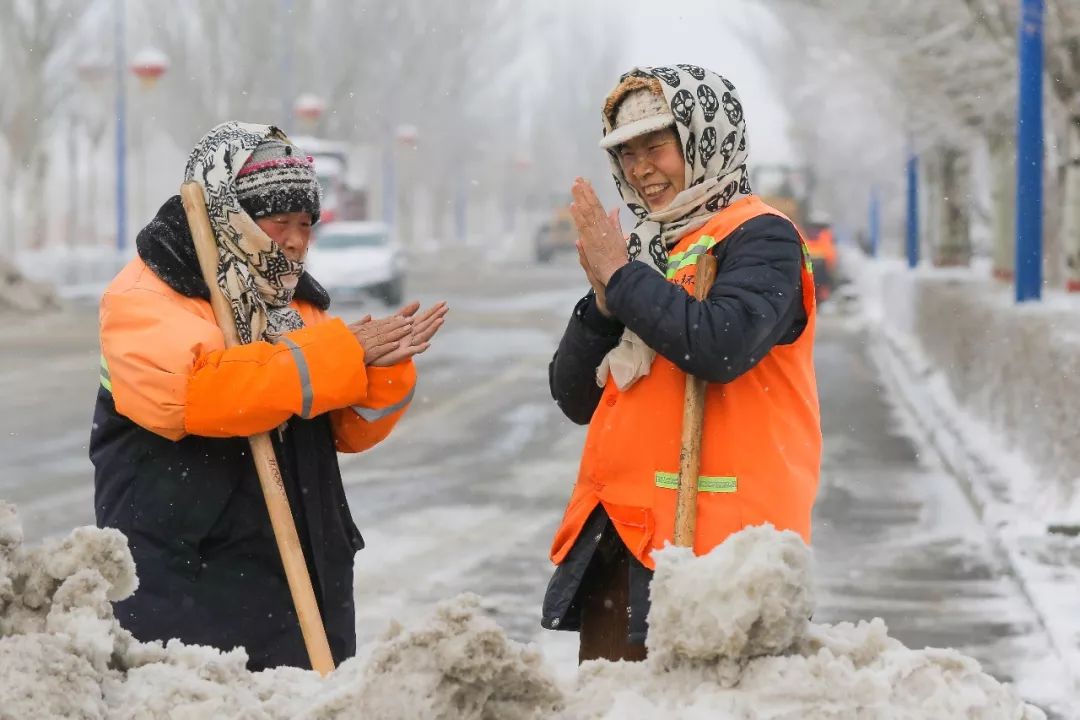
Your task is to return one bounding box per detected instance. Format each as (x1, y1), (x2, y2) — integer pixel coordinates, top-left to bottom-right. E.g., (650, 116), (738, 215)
(305, 221), (405, 305)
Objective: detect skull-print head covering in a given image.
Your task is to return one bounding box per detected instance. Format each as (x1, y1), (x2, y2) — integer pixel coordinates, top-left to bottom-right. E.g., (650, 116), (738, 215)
(594, 66), (753, 391)
(601, 65), (752, 278)
(184, 121), (311, 344)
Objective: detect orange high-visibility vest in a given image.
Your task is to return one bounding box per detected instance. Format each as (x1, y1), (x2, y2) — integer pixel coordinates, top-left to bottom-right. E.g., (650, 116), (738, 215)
(550, 196), (821, 570)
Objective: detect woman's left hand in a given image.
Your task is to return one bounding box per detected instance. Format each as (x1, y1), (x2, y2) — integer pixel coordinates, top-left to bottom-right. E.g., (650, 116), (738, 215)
(368, 301), (449, 367)
(569, 178), (628, 285)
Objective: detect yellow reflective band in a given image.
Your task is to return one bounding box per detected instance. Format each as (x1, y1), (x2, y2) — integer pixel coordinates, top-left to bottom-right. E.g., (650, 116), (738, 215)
(665, 236), (718, 279)
(654, 471), (737, 493)
(100, 354), (112, 392)
(801, 243), (813, 273)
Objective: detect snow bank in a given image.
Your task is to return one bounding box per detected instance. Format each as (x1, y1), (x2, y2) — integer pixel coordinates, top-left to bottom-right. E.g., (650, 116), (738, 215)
(855, 254), (1080, 519)
(0, 499), (560, 720)
(646, 525), (814, 672)
(844, 247), (1080, 693)
(0, 500), (1045, 719)
(565, 527), (1044, 720)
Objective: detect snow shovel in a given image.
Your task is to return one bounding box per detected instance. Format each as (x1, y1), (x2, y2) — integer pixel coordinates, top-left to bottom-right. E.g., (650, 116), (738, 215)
(180, 182), (335, 676)
(673, 252), (719, 548)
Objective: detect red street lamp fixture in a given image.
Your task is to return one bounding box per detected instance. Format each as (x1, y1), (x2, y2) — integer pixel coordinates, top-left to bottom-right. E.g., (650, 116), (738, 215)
(294, 94), (327, 125)
(130, 47), (168, 90)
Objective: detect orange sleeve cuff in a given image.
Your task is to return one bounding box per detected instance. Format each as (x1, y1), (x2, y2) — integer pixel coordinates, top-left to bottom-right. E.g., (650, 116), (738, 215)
(332, 359), (416, 453)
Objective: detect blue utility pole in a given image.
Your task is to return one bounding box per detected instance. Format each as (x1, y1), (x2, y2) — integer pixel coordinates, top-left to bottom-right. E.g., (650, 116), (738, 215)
(1015, 0), (1044, 302)
(868, 185), (881, 257)
(114, 0), (127, 253)
(905, 152), (919, 268)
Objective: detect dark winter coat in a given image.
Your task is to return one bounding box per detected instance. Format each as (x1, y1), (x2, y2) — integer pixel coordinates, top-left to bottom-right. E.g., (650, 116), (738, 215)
(542, 213), (808, 642)
(91, 196), (414, 670)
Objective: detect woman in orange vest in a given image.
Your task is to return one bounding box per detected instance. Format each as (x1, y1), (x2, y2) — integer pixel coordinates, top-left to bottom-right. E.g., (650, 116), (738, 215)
(542, 67), (821, 662)
(92, 122), (447, 670)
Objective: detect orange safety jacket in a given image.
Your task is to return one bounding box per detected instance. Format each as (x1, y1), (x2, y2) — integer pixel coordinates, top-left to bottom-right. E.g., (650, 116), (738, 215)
(550, 196), (821, 570)
(98, 257), (415, 448)
(93, 251), (415, 670)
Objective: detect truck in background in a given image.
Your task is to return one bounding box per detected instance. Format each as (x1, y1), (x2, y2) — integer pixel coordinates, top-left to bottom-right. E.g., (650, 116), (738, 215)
(290, 135), (369, 224)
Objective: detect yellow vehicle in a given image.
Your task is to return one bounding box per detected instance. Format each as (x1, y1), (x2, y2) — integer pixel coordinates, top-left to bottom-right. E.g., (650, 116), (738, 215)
(534, 200), (577, 263)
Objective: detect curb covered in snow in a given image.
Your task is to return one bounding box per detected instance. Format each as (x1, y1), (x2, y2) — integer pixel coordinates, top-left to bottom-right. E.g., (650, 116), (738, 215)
(846, 247), (1080, 700)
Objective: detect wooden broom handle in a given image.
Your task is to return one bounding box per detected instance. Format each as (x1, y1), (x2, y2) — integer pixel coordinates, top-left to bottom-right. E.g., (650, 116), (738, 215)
(673, 252), (719, 548)
(180, 182), (335, 676)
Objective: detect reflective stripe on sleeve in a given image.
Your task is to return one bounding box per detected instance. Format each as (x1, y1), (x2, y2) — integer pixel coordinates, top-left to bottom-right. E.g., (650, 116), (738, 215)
(281, 338), (314, 419)
(351, 385), (415, 422)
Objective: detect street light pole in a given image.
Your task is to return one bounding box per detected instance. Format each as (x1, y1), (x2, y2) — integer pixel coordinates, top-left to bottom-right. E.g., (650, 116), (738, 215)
(131, 47), (169, 226)
(394, 125), (418, 250)
(906, 150), (919, 269)
(1015, 0), (1044, 303)
(114, 0), (127, 253)
(869, 185), (881, 258)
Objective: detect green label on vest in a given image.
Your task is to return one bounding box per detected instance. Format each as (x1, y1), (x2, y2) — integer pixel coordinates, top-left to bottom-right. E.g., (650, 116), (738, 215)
(654, 471), (737, 493)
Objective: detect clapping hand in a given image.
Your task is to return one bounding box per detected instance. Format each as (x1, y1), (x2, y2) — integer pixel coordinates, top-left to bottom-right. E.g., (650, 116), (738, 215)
(348, 301), (449, 367)
(569, 178), (628, 287)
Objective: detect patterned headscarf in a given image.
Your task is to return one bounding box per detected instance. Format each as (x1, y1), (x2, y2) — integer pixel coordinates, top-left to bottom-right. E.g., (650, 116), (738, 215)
(603, 64), (752, 277)
(184, 122), (307, 344)
(597, 66), (752, 390)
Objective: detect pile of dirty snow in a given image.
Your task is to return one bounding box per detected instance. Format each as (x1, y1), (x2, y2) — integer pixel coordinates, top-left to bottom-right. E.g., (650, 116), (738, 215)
(0, 499), (1045, 719)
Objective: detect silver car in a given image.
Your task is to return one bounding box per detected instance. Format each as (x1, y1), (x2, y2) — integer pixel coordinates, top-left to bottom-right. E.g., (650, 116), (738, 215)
(305, 221), (405, 305)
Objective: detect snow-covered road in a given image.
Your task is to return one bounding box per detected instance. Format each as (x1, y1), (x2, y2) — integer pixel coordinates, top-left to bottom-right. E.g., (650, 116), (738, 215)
(0, 255), (1072, 716)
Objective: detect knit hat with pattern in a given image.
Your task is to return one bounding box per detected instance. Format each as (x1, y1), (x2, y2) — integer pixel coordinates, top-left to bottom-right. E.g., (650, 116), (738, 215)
(235, 138), (321, 223)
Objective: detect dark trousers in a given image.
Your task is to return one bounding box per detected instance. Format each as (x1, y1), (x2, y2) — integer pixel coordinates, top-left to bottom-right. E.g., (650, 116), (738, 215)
(577, 530), (648, 664)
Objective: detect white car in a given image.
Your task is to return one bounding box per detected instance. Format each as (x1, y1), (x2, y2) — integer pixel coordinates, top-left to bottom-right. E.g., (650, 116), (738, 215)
(305, 221), (405, 305)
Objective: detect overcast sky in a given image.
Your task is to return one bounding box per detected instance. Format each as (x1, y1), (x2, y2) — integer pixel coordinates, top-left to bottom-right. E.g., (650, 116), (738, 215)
(621, 0), (794, 165)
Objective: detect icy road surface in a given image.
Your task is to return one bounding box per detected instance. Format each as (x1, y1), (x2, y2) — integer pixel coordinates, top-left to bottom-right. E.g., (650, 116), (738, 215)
(0, 254), (1071, 717)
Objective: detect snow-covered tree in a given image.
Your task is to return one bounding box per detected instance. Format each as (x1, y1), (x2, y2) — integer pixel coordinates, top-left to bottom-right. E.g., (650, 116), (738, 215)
(759, 0), (1080, 284)
(0, 0), (93, 254)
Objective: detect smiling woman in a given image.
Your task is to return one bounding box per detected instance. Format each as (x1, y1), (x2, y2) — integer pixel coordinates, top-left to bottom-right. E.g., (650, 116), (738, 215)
(615, 128), (686, 211)
(542, 66), (820, 666)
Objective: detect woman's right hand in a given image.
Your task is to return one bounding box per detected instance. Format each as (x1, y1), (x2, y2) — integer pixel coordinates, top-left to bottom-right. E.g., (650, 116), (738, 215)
(577, 206), (623, 318)
(347, 314), (413, 365)
(577, 242), (610, 316)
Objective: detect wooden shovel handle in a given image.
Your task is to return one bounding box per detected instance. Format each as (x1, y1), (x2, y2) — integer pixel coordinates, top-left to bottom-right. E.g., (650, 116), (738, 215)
(180, 182), (335, 676)
(673, 252), (719, 548)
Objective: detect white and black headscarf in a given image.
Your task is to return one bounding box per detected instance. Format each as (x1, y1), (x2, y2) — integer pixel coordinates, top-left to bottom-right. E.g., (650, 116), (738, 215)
(183, 121), (307, 344)
(598, 66), (753, 389)
(605, 64), (753, 276)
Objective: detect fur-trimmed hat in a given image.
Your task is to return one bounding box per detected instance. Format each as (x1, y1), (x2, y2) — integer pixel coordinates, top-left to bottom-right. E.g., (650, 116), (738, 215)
(236, 138), (321, 223)
(599, 75), (675, 149)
